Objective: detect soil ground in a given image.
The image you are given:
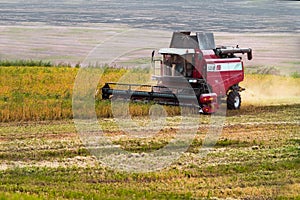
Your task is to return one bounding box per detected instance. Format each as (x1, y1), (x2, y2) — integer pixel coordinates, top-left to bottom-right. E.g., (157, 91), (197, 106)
(0, 26), (299, 75)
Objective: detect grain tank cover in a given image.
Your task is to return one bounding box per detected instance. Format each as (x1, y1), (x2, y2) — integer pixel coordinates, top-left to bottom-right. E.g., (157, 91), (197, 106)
(169, 32), (216, 50)
(197, 32), (215, 50)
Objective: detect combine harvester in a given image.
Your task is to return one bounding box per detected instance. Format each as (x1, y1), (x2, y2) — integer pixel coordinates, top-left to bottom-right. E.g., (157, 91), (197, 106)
(102, 32), (252, 114)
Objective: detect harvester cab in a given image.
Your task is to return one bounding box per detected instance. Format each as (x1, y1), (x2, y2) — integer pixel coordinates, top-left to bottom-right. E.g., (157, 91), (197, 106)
(102, 32), (252, 114)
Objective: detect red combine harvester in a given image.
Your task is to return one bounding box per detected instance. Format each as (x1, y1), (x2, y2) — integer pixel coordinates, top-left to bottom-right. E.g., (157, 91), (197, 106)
(102, 32), (252, 114)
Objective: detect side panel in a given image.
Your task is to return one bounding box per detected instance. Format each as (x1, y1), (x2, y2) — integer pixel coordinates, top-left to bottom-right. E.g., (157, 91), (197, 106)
(193, 50), (219, 79)
(206, 60), (244, 96)
(193, 51), (204, 79)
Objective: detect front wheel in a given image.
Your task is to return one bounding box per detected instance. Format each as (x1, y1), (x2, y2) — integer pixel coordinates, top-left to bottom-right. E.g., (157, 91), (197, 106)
(227, 91), (241, 110)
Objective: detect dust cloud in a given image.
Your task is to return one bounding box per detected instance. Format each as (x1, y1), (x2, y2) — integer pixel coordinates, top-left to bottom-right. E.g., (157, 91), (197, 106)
(241, 74), (300, 105)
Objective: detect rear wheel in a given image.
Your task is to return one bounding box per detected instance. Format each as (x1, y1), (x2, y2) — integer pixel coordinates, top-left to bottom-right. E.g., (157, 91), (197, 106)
(227, 91), (241, 110)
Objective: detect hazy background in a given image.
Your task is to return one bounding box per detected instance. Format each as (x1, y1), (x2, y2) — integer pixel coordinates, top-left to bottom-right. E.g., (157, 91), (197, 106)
(0, 0), (299, 74)
(0, 0), (299, 32)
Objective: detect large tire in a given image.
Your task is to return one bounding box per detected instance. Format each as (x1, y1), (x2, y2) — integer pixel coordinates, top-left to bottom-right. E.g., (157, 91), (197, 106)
(227, 91), (241, 110)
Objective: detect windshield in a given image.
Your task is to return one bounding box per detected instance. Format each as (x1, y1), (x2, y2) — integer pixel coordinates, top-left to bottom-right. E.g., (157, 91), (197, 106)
(163, 54), (195, 77)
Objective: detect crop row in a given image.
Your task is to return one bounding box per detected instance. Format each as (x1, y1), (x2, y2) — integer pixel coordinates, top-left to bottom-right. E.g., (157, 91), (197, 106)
(0, 66), (299, 122)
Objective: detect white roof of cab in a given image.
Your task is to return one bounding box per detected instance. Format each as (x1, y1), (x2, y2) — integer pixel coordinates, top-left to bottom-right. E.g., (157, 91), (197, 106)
(158, 48), (195, 55)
